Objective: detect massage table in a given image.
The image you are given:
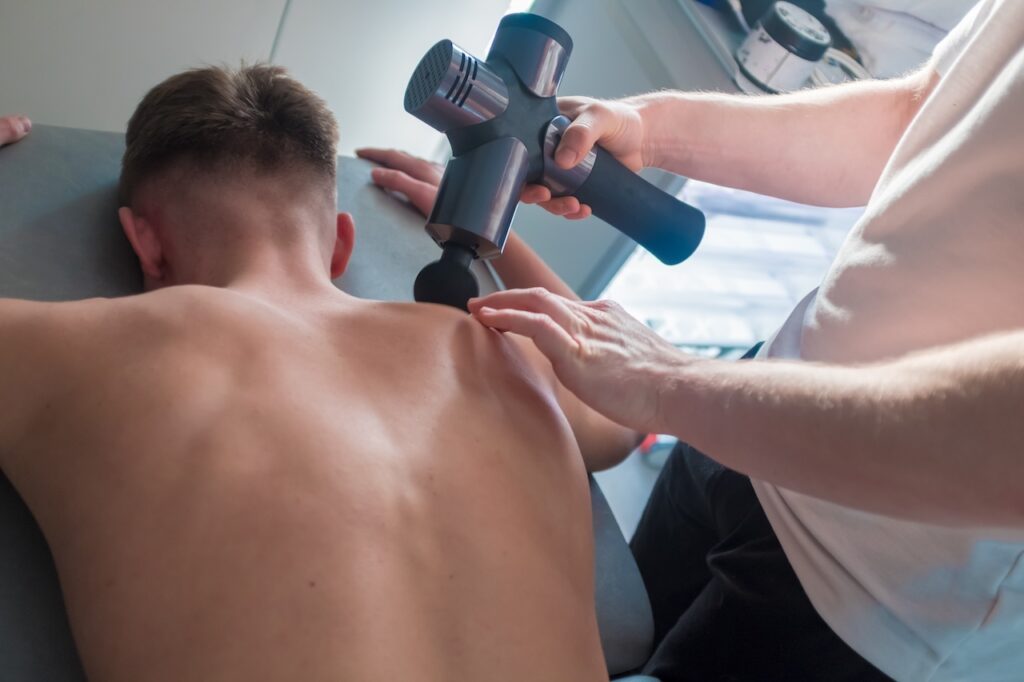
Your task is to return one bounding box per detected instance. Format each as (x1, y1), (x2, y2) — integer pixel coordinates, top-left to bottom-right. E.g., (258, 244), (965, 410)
(0, 125), (657, 680)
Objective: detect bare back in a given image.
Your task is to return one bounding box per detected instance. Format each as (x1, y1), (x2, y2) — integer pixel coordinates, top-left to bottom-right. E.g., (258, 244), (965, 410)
(0, 286), (606, 681)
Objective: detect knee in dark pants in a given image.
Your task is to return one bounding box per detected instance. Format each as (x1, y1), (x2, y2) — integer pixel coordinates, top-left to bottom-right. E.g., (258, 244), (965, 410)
(630, 443), (891, 681)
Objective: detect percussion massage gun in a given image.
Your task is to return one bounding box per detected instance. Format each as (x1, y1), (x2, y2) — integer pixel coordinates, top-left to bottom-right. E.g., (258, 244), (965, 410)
(405, 13), (706, 310)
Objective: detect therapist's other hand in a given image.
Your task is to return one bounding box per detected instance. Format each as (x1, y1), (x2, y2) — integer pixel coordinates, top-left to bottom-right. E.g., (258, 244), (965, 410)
(356, 147), (443, 217)
(0, 115), (32, 146)
(520, 96), (648, 220)
(468, 288), (689, 433)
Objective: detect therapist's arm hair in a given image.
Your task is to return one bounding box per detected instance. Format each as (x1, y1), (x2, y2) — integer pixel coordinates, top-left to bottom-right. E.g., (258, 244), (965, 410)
(357, 148), (579, 300)
(659, 329), (1024, 527)
(639, 66), (939, 207)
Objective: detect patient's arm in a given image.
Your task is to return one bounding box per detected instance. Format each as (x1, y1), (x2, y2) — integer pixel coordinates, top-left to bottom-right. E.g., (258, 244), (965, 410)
(359, 147), (643, 469)
(0, 298), (90, 457)
(0, 299), (57, 452)
(355, 149), (575, 298)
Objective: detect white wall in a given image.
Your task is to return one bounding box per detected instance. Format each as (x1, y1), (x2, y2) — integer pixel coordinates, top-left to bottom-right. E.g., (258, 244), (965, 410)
(0, 0), (287, 132)
(273, 0), (510, 158)
(0, 0), (509, 158)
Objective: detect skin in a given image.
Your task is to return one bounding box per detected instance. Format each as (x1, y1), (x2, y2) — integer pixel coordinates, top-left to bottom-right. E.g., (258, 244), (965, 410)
(0, 145), (641, 680)
(468, 290), (1024, 528)
(519, 67), (938, 214)
(437, 61), (1024, 528)
(0, 114), (32, 146)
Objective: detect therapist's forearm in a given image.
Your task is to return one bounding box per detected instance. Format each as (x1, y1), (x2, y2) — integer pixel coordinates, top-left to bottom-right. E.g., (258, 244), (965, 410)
(636, 67), (937, 207)
(492, 233), (579, 300)
(658, 331), (1024, 527)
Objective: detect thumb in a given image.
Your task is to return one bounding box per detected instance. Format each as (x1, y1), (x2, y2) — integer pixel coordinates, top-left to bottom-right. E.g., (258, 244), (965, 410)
(556, 96), (591, 119)
(556, 107), (607, 169)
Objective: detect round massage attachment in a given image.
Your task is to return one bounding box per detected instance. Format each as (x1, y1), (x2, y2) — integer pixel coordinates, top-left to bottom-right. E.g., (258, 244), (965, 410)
(413, 242), (480, 312)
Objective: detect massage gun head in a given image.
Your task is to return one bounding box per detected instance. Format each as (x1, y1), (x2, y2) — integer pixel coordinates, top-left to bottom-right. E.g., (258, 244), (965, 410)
(413, 242), (479, 312)
(404, 14), (572, 131)
(405, 40), (511, 133)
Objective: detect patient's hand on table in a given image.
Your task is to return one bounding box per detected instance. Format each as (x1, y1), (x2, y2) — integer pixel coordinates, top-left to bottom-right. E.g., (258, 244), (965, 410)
(358, 146), (592, 221)
(356, 148), (442, 217)
(0, 115), (32, 146)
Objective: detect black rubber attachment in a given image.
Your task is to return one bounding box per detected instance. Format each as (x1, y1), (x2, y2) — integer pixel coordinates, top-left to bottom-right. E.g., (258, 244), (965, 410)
(413, 242), (480, 311)
(574, 148), (705, 265)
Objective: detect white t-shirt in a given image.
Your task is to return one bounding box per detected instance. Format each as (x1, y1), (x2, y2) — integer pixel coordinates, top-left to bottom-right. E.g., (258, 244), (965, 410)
(751, 1), (1024, 679)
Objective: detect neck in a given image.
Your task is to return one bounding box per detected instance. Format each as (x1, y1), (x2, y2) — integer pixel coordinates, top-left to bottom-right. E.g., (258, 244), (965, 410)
(220, 245), (342, 304)
(169, 238), (342, 306)
(154, 188), (347, 306)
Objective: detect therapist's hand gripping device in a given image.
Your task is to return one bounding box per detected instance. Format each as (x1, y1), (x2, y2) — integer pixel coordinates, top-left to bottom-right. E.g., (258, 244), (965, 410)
(405, 13), (707, 310)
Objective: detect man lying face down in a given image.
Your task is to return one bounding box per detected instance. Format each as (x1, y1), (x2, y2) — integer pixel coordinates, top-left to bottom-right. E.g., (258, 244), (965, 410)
(0, 65), (641, 682)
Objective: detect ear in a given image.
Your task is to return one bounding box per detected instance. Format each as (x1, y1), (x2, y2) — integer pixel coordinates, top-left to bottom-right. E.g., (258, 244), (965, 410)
(118, 206), (167, 284)
(330, 212), (356, 280)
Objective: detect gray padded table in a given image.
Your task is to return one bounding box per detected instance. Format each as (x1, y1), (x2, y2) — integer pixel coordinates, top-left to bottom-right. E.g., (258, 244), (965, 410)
(0, 125), (653, 679)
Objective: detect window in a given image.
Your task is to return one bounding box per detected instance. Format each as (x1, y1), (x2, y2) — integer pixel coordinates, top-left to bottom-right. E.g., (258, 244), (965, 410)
(601, 180), (863, 358)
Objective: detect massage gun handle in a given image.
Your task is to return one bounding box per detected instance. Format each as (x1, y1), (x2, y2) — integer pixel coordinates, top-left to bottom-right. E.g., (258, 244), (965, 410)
(572, 147), (706, 266)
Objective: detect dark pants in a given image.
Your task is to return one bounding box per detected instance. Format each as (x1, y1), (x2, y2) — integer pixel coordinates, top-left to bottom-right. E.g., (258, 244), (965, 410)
(629, 442), (893, 681)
